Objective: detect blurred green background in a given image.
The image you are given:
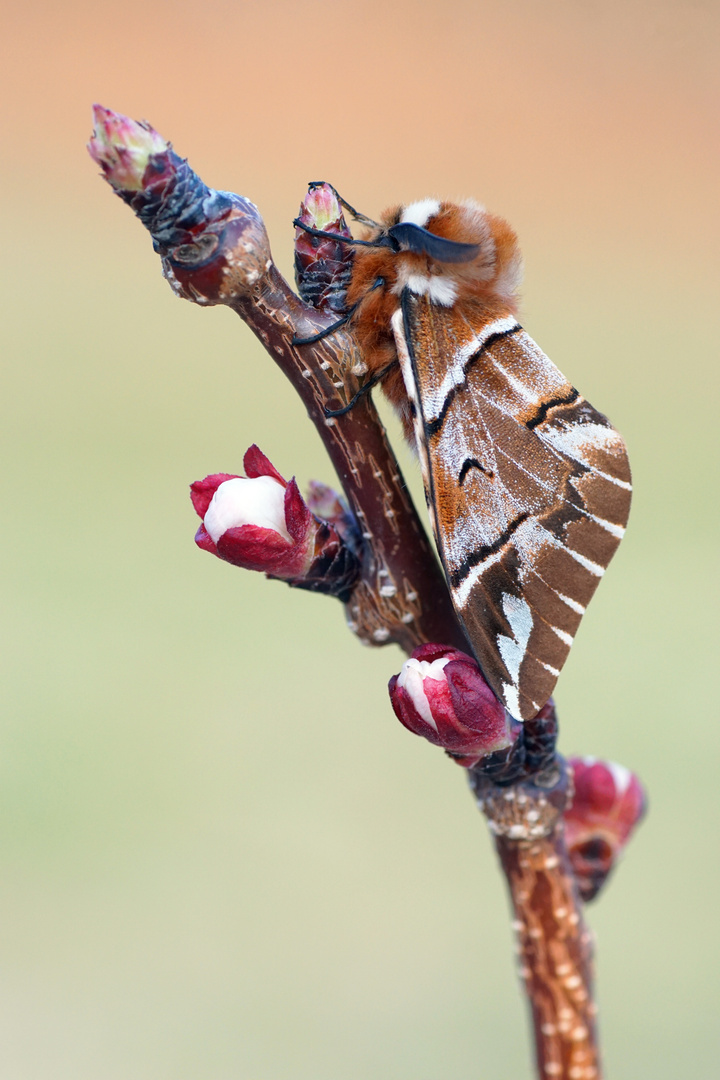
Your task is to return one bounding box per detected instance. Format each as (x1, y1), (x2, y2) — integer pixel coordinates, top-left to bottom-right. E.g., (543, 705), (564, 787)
(1, 1), (718, 1076)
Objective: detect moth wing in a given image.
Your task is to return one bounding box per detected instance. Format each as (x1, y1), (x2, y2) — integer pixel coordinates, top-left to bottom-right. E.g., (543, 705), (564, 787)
(392, 289), (631, 721)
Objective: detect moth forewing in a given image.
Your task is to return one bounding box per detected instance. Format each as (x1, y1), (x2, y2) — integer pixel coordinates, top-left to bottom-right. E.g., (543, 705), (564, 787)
(344, 196), (631, 720)
(393, 288), (631, 721)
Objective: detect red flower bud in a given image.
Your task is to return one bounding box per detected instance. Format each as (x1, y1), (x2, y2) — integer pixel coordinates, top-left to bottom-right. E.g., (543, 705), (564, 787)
(389, 644), (518, 767)
(564, 756), (647, 901)
(190, 445), (314, 577)
(190, 446), (361, 601)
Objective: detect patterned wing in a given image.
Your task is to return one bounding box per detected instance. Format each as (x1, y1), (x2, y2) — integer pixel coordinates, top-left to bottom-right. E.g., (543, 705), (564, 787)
(392, 289), (631, 720)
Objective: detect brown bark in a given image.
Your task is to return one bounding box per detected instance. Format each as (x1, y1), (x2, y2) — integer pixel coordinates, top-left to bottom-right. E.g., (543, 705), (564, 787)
(163, 201), (466, 655)
(473, 761), (600, 1080)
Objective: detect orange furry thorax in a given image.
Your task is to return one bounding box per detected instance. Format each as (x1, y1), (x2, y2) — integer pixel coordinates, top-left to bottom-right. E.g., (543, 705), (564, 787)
(345, 199), (523, 435)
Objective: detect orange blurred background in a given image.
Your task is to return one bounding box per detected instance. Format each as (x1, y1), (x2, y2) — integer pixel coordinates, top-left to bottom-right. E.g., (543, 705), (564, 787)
(1, 2), (718, 1077)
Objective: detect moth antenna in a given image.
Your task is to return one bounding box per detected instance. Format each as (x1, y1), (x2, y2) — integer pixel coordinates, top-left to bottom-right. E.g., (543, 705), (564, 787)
(293, 218), (390, 249)
(293, 277), (386, 346)
(324, 357), (399, 418)
(388, 222), (481, 263)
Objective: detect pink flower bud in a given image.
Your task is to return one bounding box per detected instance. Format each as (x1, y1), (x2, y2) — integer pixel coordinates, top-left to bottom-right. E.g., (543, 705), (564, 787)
(88, 104), (169, 192)
(297, 183), (348, 234)
(564, 757), (647, 901)
(190, 446), (361, 600)
(388, 644), (517, 767)
(190, 445), (314, 578)
(294, 182), (354, 314)
(305, 479), (345, 523)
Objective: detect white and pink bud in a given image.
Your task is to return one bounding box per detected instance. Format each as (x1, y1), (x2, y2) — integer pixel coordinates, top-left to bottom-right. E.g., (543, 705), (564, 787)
(296, 183), (347, 235)
(191, 446), (361, 599)
(564, 756), (646, 901)
(191, 445), (314, 577)
(389, 644), (518, 767)
(88, 104), (169, 192)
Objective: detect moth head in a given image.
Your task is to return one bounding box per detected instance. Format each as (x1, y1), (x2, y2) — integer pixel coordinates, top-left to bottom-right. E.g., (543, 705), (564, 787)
(342, 195), (525, 422)
(368, 199), (523, 309)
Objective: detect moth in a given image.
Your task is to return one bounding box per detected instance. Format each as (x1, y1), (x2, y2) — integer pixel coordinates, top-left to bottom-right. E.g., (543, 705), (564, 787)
(296, 195), (632, 721)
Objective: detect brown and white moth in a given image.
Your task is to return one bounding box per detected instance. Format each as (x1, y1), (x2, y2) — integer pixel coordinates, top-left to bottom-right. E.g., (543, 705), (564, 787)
(299, 196), (632, 721)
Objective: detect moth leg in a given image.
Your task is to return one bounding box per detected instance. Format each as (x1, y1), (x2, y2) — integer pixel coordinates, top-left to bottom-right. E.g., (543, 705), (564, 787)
(292, 278), (385, 346)
(292, 312), (355, 346)
(324, 359), (399, 418)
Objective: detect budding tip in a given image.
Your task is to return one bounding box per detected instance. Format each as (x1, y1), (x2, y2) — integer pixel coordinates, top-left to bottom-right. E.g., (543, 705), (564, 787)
(296, 182), (350, 235)
(87, 103), (169, 192)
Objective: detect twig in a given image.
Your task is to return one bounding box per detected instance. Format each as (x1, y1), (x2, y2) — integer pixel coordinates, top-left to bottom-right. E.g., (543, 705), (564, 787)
(87, 106), (638, 1080)
(472, 758), (599, 1079)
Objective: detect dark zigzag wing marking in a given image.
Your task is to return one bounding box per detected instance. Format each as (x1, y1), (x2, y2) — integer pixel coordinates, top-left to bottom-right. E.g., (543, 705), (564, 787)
(425, 322), (522, 437)
(396, 289), (631, 719)
(402, 296), (631, 555)
(526, 387), (580, 430)
(458, 457), (494, 484)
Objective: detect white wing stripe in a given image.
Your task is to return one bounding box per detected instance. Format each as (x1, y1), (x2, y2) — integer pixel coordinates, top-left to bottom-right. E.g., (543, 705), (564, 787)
(557, 593), (586, 614)
(424, 316), (520, 419)
(487, 353), (541, 403)
(588, 514), (626, 539)
(496, 594), (533, 684)
(564, 548), (605, 577)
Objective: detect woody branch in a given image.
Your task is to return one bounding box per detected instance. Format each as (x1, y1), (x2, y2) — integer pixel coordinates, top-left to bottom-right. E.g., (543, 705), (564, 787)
(88, 107), (643, 1080)
(88, 107), (462, 653)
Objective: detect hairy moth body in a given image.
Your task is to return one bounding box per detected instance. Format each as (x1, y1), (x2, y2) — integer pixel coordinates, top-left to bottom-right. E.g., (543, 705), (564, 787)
(336, 198), (631, 719)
